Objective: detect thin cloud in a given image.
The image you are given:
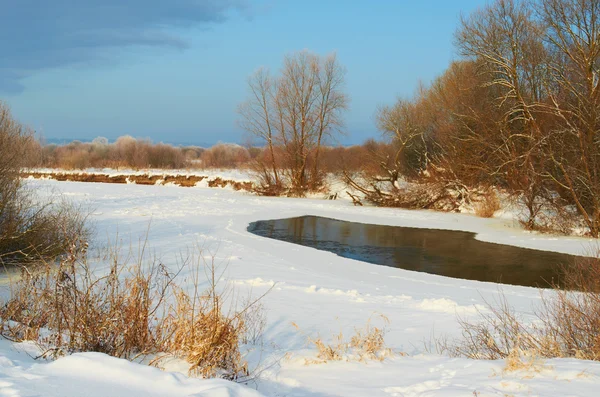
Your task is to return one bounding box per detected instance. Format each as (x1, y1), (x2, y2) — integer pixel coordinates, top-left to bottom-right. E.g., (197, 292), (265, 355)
(0, 0), (247, 93)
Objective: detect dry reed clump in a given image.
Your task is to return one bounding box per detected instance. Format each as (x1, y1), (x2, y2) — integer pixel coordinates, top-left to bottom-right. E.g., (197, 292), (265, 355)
(474, 189), (501, 218)
(0, 241), (266, 380)
(162, 175), (206, 187)
(154, 260), (268, 379)
(0, 238), (175, 359)
(293, 314), (394, 364)
(440, 254), (600, 365)
(502, 346), (550, 374)
(22, 172), (254, 191)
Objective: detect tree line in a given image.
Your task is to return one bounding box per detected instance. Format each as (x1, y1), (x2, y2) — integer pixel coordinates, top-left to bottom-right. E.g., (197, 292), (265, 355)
(236, 0), (600, 237)
(335, 0), (600, 237)
(23, 134), (374, 172)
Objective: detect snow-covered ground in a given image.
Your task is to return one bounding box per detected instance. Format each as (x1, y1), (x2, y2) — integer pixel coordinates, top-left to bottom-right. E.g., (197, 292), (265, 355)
(2, 179), (600, 396)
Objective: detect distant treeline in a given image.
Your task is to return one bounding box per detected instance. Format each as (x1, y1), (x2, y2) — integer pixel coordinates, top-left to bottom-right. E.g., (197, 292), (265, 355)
(24, 136), (246, 169)
(23, 134), (378, 172)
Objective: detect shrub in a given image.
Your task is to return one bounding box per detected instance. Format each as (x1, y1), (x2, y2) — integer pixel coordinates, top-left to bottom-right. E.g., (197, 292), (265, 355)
(147, 143), (187, 169)
(0, 101), (89, 266)
(443, 254), (600, 363)
(474, 189), (501, 218)
(0, 242), (267, 380)
(200, 143), (251, 168)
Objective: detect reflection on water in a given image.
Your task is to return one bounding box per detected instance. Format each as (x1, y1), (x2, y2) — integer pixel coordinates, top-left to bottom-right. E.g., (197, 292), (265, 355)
(247, 216), (580, 288)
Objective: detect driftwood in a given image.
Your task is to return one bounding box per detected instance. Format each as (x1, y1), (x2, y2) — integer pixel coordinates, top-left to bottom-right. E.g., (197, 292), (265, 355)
(343, 170), (473, 211)
(346, 192), (363, 206)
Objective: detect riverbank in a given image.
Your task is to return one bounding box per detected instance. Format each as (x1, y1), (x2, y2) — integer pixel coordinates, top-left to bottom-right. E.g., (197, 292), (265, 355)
(1, 179), (599, 396)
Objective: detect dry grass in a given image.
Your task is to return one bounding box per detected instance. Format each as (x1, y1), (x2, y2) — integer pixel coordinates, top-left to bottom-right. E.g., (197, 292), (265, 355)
(0, 238), (162, 358)
(0, 240), (267, 380)
(153, 258), (269, 379)
(207, 177), (254, 191)
(1, 101), (90, 267)
(438, 254), (600, 365)
(292, 314), (394, 364)
(23, 172), (254, 191)
(162, 175), (206, 187)
(502, 347), (549, 374)
(474, 190), (501, 218)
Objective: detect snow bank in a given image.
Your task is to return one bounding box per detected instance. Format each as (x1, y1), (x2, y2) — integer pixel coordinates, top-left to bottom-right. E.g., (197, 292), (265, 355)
(0, 340), (263, 397)
(2, 179), (600, 397)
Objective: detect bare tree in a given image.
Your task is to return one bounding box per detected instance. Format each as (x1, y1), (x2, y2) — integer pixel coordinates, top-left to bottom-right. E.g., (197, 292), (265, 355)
(456, 0), (552, 228)
(238, 51), (348, 196)
(238, 68), (280, 188)
(538, 0), (600, 236)
(310, 54), (348, 189)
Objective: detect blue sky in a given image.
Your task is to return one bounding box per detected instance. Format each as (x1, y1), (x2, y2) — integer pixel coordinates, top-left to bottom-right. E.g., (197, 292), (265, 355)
(1, 0), (485, 146)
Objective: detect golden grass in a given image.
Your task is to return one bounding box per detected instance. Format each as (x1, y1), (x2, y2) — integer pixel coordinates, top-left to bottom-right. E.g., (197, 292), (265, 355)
(292, 314), (395, 364)
(474, 189), (501, 218)
(0, 240), (266, 380)
(22, 172), (254, 191)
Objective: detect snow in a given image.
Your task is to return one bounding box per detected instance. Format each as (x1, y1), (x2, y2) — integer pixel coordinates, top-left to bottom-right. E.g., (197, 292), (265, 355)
(2, 178), (600, 396)
(0, 340), (264, 397)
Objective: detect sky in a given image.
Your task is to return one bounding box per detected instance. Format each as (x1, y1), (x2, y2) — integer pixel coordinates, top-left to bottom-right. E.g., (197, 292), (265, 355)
(1, 0), (486, 146)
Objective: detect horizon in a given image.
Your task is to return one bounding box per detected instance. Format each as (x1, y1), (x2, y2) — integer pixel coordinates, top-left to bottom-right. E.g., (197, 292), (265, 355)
(2, 1), (485, 145)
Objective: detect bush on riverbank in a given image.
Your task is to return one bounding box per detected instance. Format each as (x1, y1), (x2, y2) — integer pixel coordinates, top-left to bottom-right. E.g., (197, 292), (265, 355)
(439, 255), (600, 363)
(0, 101), (88, 266)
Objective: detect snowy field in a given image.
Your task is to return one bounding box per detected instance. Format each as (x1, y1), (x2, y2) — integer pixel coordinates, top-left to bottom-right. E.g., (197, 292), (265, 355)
(2, 179), (600, 396)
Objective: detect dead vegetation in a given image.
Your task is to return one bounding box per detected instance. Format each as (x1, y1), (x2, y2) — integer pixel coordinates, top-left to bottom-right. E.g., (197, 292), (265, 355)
(0, 240), (267, 380)
(1, 101), (90, 267)
(345, 175), (475, 212)
(436, 255), (600, 364)
(207, 177), (254, 191)
(474, 190), (501, 218)
(292, 314), (395, 364)
(238, 51), (348, 197)
(22, 172), (254, 191)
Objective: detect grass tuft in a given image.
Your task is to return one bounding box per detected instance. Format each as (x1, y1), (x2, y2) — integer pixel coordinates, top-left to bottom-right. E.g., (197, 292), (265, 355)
(474, 189), (501, 218)
(292, 314), (395, 364)
(0, 240), (266, 380)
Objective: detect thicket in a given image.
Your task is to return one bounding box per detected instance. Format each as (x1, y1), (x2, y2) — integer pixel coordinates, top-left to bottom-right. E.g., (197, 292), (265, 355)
(347, 0), (600, 236)
(24, 134), (373, 175)
(25, 137), (256, 170)
(0, 101), (88, 266)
